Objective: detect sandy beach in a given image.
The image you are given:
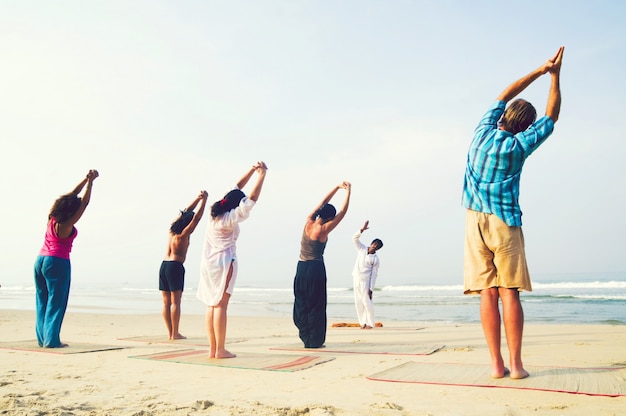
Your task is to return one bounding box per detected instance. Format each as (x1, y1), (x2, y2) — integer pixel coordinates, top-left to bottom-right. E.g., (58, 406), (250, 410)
(1, 310), (624, 415)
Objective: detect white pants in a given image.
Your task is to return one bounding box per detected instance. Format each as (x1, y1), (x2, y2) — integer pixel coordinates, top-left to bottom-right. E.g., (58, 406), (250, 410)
(353, 278), (374, 327)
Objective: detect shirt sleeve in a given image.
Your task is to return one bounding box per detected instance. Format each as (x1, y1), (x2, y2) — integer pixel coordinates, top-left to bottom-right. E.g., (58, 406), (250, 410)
(369, 257), (379, 290)
(516, 116), (555, 157)
(352, 230), (367, 251)
(221, 197), (256, 226)
(475, 101), (506, 134)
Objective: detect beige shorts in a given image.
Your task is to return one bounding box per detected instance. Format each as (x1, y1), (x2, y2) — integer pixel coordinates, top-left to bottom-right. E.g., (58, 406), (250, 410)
(463, 209), (531, 294)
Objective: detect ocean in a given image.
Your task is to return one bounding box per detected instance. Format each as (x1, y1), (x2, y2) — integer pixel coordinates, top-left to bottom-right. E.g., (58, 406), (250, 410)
(2, 279), (625, 325)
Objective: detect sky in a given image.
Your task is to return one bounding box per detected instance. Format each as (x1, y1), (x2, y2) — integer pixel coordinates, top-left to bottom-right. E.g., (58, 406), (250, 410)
(1, 0), (625, 291)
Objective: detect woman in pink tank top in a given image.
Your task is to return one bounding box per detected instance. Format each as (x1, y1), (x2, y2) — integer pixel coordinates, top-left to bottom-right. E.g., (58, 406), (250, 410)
(34, 170), (99, 348)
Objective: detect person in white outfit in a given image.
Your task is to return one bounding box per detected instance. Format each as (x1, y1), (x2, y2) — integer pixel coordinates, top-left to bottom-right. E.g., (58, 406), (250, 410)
(197, 161), (268, 358)
(352, 220), (383, 329)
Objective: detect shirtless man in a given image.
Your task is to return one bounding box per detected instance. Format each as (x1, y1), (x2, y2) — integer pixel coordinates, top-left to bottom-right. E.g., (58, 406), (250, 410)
(160, 191), (208, 339)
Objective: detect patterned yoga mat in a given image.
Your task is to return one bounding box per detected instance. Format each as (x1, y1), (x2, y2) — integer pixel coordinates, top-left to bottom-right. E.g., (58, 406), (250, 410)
(130, 349), (335, 372)
(271, 342), (443, 356)
(118, 335), (247, 347)
(367, 361), (626, 397)
(0, 340), (125, 354)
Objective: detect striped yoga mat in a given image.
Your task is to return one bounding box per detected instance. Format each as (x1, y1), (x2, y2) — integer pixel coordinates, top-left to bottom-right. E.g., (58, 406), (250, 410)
(367, 361), (626, 397)
(271, 343), (443, 356)
(0, 340), (125, 354)
(130, 349), (335, 372)
(118, 335), (247, 347)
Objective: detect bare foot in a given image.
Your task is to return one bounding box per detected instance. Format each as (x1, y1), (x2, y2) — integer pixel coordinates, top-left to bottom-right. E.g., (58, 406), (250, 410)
(363, 325), (373, 330)
(491, 367), (510, 379)
(215, 349), (236, 359)
(510, 369), (530, 379)
(171, 333), (186, 340)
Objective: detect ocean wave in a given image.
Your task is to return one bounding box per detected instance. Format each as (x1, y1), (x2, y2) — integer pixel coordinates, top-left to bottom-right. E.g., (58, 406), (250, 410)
(533, 281), (626, 289)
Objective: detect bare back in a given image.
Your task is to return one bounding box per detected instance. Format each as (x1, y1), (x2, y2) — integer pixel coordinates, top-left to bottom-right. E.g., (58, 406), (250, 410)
(304, 219), (328, 243)
(165, 233), (191, 263)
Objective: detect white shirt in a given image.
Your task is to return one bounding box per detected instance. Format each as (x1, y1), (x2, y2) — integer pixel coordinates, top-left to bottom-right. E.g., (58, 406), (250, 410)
(351, 230), (380, 290)
(197, 196), (256, 306)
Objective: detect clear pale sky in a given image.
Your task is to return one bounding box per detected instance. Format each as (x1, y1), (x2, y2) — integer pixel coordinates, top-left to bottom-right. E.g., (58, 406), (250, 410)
(1, 1), (625, 290)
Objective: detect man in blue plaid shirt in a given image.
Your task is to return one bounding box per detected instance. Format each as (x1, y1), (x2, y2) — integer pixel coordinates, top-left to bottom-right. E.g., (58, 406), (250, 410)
(463, 47), (564, 380)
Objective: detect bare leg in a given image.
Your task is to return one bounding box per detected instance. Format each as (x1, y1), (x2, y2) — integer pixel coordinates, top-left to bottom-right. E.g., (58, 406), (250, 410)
(169, 290), (185, 340)
(499, 287), (529, 379)
(205, 263), (236, 359)
(480, 287), (508, 378)
(205, 306), (217, 358)
(213, 292), (235, 358)
(161, 290), (173, 339)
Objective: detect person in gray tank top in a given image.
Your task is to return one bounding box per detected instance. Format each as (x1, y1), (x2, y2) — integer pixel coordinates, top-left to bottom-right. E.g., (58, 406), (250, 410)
(293, 182), (351, 348)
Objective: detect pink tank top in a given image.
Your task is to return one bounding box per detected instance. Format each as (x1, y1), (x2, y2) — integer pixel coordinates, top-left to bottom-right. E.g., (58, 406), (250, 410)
(39, 218), (77, 260)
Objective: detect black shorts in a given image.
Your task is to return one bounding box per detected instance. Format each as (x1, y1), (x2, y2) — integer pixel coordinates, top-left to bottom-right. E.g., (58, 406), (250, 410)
(159, 261), (185, 292)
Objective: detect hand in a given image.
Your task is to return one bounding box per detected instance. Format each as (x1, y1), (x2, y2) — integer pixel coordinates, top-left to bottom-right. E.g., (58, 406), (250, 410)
(361, 220), (369, 232)
(340, 181), (351, 191)
(540, 46), (564, 74)
(549, 46), (564, 74)
(87, 169), (99, 180)
(200, 190), (208, 200)
(254, 161), (268, 172)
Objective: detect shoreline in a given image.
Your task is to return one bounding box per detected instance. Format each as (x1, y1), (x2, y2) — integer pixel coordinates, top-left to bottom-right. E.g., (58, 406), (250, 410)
(1, 310), (625, 415)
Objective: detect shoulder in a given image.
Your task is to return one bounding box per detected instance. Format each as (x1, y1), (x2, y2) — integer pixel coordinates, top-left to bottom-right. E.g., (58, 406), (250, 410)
(483, 100), (506, 117)
(475, 101), (506, 131)
(516, 116), (555, 144)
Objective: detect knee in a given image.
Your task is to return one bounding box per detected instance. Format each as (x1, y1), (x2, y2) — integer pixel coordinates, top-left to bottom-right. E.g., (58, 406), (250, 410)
(498, 287), (520, 302)
(481, 287), (499, 301)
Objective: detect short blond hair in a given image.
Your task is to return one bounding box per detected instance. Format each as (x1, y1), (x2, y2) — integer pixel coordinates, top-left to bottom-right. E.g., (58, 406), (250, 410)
(500, 99), (537, 134)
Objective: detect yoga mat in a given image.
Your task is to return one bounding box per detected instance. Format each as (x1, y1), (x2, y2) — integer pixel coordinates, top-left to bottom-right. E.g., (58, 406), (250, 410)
(271, 343), (443, 356)
(130, 349), (335, 372)
(118, 335), (247, 347)
(367, 361), (626, 397)
(331, 322), (384, 328)
(0, 340), (125, 355)
(330, 324), (425, 331)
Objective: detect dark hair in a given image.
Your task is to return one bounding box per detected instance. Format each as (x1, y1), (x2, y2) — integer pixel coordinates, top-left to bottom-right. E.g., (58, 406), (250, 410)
(170, 210), (194, 234)
(500, 99), (537, 135)
(49, 193), (81, 223)
(316, 203), (336, 221)
(371, 238), (383, 249)
(211, 189), (246, 218)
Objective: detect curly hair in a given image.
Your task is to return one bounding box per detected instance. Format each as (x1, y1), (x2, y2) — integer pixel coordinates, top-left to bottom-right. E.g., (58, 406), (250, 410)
(500, 99), (537, 135)
(170, 210), (195, 234)
(211, 189), (246, 218)
(48, 193), (81, 223)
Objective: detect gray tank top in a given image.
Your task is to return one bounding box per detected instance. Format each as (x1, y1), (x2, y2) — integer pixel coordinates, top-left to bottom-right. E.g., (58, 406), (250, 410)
(299, 231), (326, 261)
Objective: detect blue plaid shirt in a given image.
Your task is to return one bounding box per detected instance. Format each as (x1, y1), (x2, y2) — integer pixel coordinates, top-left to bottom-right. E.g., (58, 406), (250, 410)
(463, 101), (555, 226)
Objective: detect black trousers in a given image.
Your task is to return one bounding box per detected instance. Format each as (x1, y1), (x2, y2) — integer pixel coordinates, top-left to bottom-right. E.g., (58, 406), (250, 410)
(293, 260), (327, 348)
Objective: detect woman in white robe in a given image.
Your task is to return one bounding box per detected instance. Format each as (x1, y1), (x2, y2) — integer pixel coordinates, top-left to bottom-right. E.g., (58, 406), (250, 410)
(197, 161), (268, 358)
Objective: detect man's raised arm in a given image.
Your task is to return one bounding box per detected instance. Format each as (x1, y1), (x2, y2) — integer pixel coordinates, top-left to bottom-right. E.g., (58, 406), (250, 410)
(496, 47), (563, 103)
(545, 46), (564, 122)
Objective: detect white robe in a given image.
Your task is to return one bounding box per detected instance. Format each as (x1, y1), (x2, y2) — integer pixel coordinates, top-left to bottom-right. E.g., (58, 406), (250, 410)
(352, 230), (380, 327)
(196, 197), (255, 306)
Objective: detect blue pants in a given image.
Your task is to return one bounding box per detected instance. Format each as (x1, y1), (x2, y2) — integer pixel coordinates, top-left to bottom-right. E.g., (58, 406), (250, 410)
(293, 260), (327, 348)
(34, 255), (71, 347)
